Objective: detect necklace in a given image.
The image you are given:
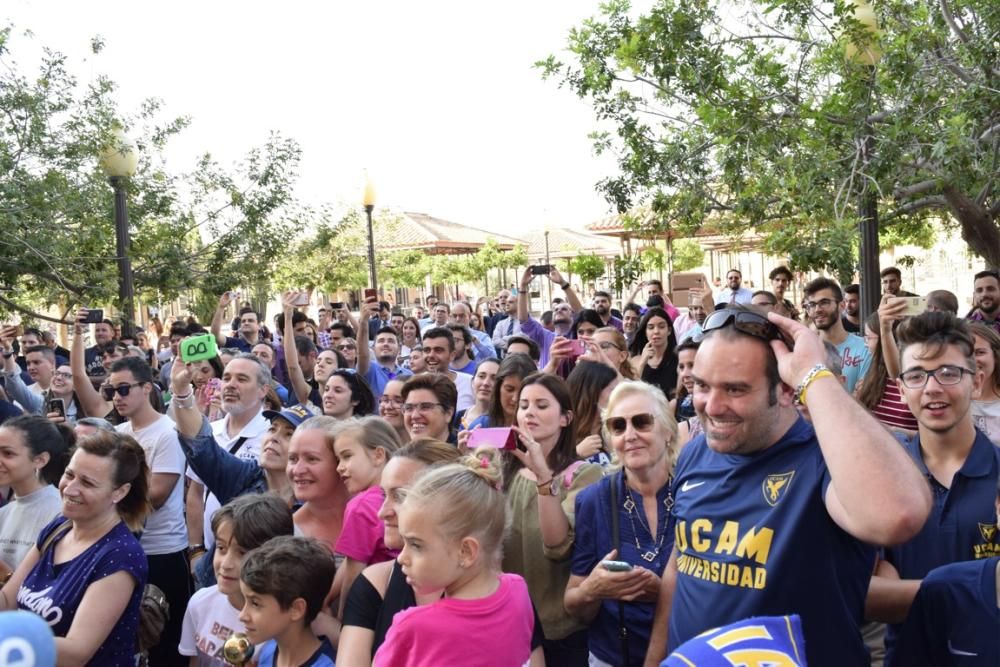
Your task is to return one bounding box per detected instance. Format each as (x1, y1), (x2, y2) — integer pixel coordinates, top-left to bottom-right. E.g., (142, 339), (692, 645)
(621, 477), (673, 562)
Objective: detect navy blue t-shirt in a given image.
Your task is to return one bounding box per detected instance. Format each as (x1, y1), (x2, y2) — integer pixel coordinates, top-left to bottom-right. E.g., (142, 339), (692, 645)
(894, 557), (999, 665)
(667, 417), (875, 667)
(573, 472), (674, 666)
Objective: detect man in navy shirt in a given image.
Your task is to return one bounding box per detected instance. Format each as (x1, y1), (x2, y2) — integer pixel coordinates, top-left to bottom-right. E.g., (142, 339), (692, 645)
(865, 312), (1000, 665)
(643, 306), (932, 667)
(892, 475), (999, 666)
(211, 292), (267, 353)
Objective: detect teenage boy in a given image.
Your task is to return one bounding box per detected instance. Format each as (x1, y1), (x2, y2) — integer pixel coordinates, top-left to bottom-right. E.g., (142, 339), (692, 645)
(892, 475), (1000, 665)
(803, 277), (872, 393)
(866, 312), (1000, 665)
(239, 536), (338, 667)
(179, 494), (294, 665)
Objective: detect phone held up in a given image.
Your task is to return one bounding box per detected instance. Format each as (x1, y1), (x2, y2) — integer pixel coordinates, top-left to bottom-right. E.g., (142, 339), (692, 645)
(530, 265), (554, 276)
(47, 398), (66, 420)
(82, 309), (104, 324)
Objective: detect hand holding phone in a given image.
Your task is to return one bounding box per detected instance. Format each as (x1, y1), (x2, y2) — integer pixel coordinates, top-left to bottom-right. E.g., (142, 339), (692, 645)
(600, 560), (633, 572)
(180, 333), (219, 363)
(887, 296), (925, 317)
(530, 265), (554, 276)
(364, 288), (377, 300)
(82, 309), (105, 324)
(47, 398), (66, 420)
(467, 427), (517, 450)
(293, 291), (310, 307)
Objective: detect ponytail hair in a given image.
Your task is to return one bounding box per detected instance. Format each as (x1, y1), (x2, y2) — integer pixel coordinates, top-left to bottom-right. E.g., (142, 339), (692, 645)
(2, 415), (74, 485)
(77, 431), (152, 531)
(401, 446), (508, 568)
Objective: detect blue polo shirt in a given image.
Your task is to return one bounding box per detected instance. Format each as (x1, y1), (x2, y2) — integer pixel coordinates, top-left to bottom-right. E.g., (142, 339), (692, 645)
(883, 429), (1000, 664)
(893, 557), (1000, 665)
(573, 472), (674, 666)
(667, 417), (875, 667)
(361, 363), (411, 400)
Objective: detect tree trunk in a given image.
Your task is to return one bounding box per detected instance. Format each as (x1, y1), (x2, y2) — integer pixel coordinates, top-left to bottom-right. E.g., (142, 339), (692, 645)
(943, 185), (1000, 268)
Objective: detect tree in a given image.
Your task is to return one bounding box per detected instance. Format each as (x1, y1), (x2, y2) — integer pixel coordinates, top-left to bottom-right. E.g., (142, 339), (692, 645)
(538, 0), (1000, 273)
(0, 27), (301, 321)
(562, 253), (607, 285)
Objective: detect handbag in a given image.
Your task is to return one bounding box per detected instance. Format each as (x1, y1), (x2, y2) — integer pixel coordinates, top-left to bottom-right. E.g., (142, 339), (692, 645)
(608, 472), (630, 667)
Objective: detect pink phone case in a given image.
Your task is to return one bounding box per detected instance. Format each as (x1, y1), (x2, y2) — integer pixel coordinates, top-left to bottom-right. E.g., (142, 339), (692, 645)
(468, 427), (517, 450)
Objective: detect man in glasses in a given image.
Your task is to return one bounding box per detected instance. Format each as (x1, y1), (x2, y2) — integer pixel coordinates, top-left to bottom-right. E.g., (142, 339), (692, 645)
(866, 312), (1000, 664)
(803, 277), (871, 393)
(644, 305), (931, 667)
(516, 266), (584, 368)
(108, 356), (191, 665)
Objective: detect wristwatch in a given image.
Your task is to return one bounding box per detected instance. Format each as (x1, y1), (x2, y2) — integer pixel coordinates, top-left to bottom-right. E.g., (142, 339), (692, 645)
(560, 281), (570, 291)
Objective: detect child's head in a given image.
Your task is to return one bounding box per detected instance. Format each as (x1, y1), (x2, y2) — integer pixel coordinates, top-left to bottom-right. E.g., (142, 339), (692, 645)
(238, 536), (336, 645)
(332, 416), (402, 494)
(212, 494), (294, 597)
(395, 447), (507, 595)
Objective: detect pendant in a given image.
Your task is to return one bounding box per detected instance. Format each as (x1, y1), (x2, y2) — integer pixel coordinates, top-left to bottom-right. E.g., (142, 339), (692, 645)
(623, 498), (636, 512)
(641, 551), (657, 562)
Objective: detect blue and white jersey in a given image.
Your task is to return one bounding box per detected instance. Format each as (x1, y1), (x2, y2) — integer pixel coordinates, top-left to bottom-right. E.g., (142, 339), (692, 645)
(668, 417), (875, 666)
(663, 614), (807, 667)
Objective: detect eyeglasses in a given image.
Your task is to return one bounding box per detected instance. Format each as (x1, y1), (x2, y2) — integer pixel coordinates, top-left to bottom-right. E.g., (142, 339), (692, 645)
(699, 309), (785, 345)
(100, 382), (146, 400)
(803, 298), (838, 312)
(379, 396), (405, 406)
(898, 365), (975, 389)
(598, 341), (623, 351)
(402, 402), (443, 414)
(54, 371), (73, 380)
(337, 344), (357, 351)
(604, 413), (656, 436)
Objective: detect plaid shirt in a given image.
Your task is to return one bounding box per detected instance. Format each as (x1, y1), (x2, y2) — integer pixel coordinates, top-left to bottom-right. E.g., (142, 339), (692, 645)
(967, 310), (1000, 334)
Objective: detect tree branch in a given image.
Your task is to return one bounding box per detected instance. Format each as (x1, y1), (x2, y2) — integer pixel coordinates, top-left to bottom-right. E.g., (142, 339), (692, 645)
(883, 196), (948, 220)
(894, 179), (940, 199)
(0, 295), (74, 324)
(938, 0), (971, 46)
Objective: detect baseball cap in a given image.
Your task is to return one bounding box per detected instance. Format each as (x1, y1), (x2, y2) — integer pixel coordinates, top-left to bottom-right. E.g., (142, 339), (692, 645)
(262, 404), (313, 428)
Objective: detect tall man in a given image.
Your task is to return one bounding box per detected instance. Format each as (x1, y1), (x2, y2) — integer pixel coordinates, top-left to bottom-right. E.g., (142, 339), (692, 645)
(108, 356), (190, 666)
(803, 277), (871, 393)
(865, 313), (1000, 665)
(716, 269), (753, 305)
(643, 306), (932, 666)
(968, 269), (1000, 333)
(185, 354), (272, 587)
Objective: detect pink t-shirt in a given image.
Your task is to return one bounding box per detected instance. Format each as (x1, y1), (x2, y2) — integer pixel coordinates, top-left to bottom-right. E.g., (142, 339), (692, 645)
(334, 485), (398, 564)
(373, 572), (534, 667)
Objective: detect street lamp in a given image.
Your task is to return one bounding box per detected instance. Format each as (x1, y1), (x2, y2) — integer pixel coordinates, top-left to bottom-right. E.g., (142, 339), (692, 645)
(363, 173), (378, 297)
(844, 0), (883, 321)
(99, 126), (139, 340)
(543, 226), (552, 307)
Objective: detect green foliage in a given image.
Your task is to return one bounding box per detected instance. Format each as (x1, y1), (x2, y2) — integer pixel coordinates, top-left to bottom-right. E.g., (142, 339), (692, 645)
(0, 27), (302, 320)
(540, 0), (1000, 271)
(562, 253), (607, 284)
(671, 238), (704, 272)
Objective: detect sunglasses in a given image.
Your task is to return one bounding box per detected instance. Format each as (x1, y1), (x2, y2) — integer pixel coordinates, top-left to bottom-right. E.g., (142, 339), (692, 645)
(604, 413), (656, 436)
(698, 309), (791, 347)
(100, 382), (146, 400)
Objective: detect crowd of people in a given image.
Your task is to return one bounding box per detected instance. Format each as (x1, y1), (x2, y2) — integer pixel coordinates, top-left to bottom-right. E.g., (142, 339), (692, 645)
(0, 262), (998, 666)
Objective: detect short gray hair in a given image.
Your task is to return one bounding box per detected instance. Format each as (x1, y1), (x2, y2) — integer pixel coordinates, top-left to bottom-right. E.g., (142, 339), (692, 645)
(230, 352), (273, 388)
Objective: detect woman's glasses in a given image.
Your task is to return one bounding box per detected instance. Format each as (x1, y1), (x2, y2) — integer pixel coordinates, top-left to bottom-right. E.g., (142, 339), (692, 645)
(604, 413), (656, 436)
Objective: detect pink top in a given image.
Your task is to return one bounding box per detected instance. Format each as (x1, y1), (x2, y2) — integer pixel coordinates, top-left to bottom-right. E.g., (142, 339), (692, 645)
(334, 486), (398, 564)
(373, 573), (534, 667)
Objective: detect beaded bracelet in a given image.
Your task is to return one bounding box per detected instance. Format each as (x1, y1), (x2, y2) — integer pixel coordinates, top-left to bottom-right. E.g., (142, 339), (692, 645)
(794, 364), (835, 406)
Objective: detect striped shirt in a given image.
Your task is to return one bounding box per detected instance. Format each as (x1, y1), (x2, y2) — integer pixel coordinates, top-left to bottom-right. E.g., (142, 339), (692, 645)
(871, 378), (918, 431)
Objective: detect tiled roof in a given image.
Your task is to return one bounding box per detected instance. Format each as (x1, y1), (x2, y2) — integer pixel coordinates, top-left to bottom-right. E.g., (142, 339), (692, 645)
(378, 212), (527, 254)
(520, 227), (622, 259)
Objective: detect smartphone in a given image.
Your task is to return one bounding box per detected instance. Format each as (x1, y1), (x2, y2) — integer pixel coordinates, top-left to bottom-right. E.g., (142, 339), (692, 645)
(83, 309), (105, 324)
(364, 288), (378, 300)
(600, 560), (633, 572)
(467, 427), (517, 450)
(688, 291), (702, 306)
(180, 333), (219, 363)
(293, 292), (310, 306)
(889, 296), (926, 317)
(569, 339), (587, 357)
(530, 265), (553, 276)
(47, 398), (66, 419)
(330, 302), (345, 311)
(205, 377), (223, 402)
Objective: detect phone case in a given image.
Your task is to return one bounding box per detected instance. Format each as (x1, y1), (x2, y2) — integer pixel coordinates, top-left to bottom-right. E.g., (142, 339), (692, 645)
(180, 333), (219, 363)
(467, 427), (517, 450)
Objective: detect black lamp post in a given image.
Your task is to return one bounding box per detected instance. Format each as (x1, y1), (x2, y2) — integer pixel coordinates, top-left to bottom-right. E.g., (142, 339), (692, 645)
(363, 173), (378, 296)
(100, 127), (139, 340)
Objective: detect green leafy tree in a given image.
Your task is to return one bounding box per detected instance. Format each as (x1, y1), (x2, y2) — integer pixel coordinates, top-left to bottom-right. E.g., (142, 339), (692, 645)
(671, 239), (705, 272)
(0, 27), (301, 321)
(539, 0), (1000, 272)
(562, 253), (607, 285)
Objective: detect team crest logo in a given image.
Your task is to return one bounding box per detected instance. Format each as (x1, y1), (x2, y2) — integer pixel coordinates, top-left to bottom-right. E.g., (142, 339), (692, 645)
(979, 522), (997, 544)
(762, 472), (795, 507)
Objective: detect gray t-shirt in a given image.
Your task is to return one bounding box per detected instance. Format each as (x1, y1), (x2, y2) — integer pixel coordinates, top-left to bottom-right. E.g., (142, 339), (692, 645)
(0, 485), (61, 571)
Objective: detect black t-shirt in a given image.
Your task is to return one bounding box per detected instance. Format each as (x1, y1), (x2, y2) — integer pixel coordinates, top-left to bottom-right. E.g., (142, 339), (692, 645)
(641, 353), (678, 400)
(841, 316), (861, 334)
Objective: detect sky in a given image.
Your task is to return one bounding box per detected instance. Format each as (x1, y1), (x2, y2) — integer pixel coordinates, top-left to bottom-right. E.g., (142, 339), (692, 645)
(5, 0), (636, 237)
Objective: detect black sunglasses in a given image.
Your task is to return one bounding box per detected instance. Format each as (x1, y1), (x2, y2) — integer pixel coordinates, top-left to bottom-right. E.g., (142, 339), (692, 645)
(604, 413), (656, 436)
(101, 382), (146, 400)
(698, 308), (792, 348)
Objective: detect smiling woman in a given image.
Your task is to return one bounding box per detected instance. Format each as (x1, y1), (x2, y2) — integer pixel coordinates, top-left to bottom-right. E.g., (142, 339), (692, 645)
(0, 431), (150, 666)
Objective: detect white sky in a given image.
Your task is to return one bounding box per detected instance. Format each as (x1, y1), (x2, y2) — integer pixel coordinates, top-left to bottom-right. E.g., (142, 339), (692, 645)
(6, 0), (637, 236)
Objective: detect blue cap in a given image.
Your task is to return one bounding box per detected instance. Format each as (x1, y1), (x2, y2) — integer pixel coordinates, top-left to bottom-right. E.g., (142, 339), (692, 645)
(262, 404), (313, 428)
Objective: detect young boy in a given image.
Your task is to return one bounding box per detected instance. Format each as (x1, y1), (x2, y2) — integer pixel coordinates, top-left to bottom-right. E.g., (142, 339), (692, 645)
(892, 474), (1000, 665)
(239, 536), (337, 667)
(179, 494), (294, 666)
